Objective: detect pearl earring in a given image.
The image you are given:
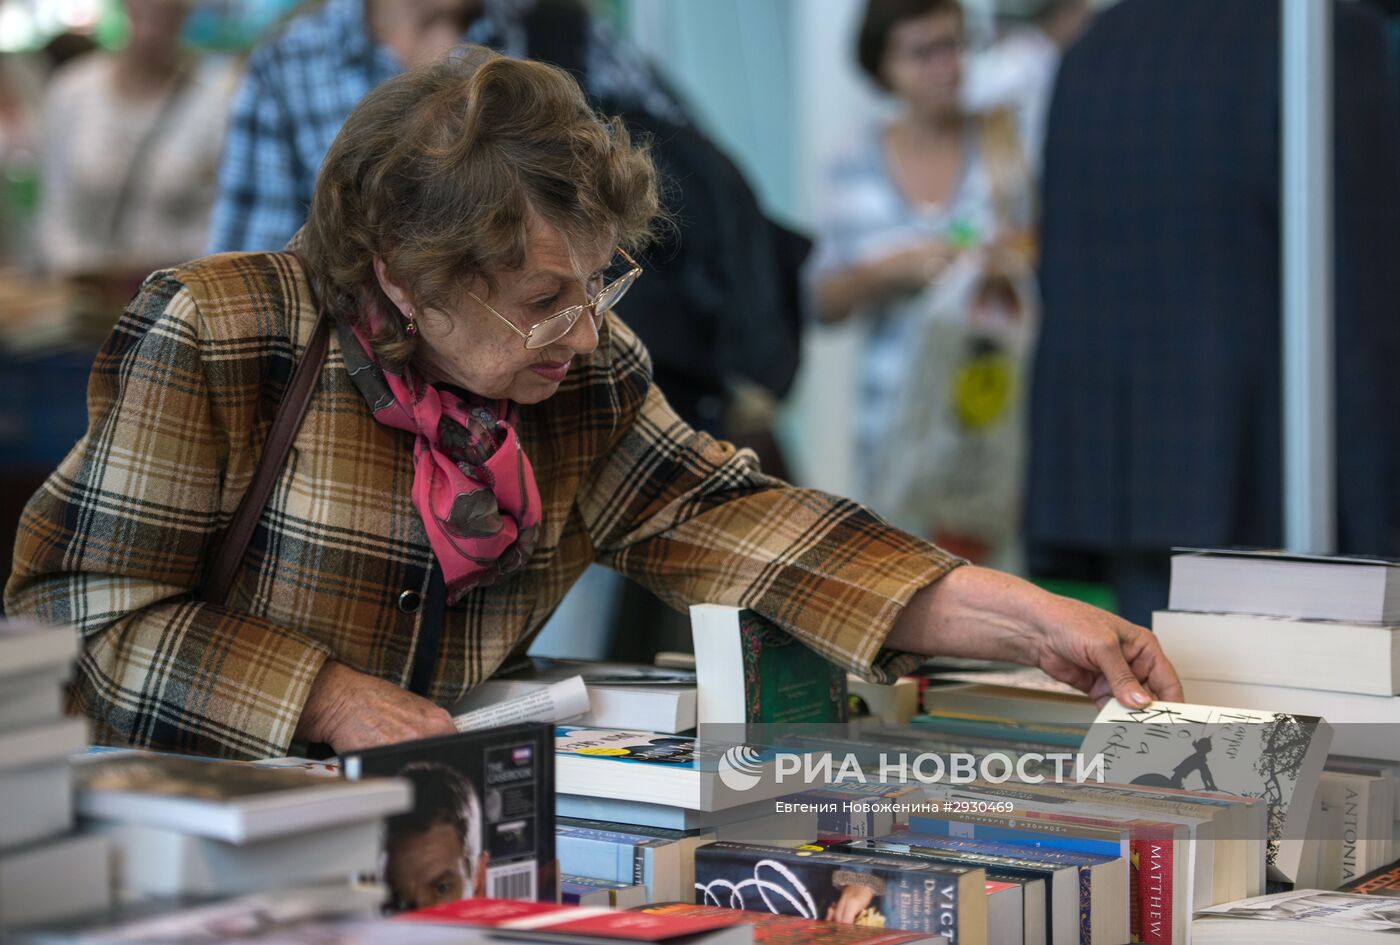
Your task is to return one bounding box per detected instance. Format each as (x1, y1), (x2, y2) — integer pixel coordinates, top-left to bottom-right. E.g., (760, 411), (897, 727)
(405, 310), (418, 336)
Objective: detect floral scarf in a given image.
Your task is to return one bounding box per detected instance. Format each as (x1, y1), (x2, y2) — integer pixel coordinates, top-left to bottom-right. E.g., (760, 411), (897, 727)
(338, 319), (541, 603)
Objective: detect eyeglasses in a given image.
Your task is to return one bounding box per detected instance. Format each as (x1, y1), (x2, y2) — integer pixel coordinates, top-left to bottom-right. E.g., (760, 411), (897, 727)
(467, 247), (643, 350)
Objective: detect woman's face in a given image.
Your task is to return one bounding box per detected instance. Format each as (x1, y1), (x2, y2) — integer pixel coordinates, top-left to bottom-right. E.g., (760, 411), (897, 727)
(881, 9), (964, 118)
(379, 217), (608, 404)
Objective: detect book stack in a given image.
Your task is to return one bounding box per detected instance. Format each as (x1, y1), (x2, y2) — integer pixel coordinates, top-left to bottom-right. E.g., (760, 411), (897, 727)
(73, 752), (412, 904)
(1157, 549), (1400, 762)
(0, 620), (110, 931)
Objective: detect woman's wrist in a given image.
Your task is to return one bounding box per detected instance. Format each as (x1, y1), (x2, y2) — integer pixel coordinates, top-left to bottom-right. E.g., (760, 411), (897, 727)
(887, 564), (1044, 664)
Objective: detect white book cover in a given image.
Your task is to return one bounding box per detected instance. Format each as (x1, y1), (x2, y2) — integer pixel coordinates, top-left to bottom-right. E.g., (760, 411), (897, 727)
(1169, 550), (1400, 624)
(0, 716), (87, 773)
(1079, 699), (1332, 883)
(1152, 610), (1400, 696)
(0, 760), (72, 851)
(74, 754), (412, 843)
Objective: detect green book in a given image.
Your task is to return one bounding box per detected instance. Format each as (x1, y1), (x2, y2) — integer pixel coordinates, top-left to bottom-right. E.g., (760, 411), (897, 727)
(690, 605), (847, 725)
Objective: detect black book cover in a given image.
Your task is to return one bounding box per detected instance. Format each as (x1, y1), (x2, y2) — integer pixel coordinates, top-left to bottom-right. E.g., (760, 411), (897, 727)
(340, 723), (555, 911)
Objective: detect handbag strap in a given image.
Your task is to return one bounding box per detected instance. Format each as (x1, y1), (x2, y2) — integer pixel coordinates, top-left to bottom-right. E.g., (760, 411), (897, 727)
(200, 268), (331, 606)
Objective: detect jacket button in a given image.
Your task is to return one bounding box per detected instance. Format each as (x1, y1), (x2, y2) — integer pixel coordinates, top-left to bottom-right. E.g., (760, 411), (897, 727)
(397, 590), (423, 614)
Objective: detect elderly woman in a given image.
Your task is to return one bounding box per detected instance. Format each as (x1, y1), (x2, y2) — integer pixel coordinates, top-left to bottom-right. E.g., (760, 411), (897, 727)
(5, 49), (1179, 760)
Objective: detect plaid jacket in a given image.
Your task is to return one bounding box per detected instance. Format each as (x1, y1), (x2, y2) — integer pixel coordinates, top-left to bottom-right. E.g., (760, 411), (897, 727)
(5, 252), (957, 759)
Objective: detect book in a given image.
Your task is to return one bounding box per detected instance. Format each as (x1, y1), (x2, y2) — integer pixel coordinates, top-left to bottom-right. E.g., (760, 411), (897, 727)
(637, 902), (949, 943)
(0, 761), (72, 853)
(1078, 699), (1333, 883)
(561, 874), (648, 909)
(690, 605), (847, 725)
(1340, 856), (1400, 896)
(1153, 610), (1400, 696)
(1174, 678), (1400, 761)
(0, 620), (78, 684)
(556, 820), (714, 903)
(792, 782), (924, 843)
(340, 723), (555, 909)
(1321, 770), (1396, 882)
(456, 659), (698, 734)
(94, 817), (382, 900)
(398, 897), (753, 943)
(555, 794), (781, 832)
(909, 713), (1087, 749)
(74, 753), (411, 845)
(692, 840), (987, 943)
(0, 833), (110, 929)
(1168, 549), (1400, 624)
(922, 683), (1098, 728)
(554, 727), (820, 811)
(845, 833), (1106, 945)
(0, 680), (64, 734)
(1192, 889), (1400, 944)
(12, 881), (389, 944)
(983, 880), (1025, 945)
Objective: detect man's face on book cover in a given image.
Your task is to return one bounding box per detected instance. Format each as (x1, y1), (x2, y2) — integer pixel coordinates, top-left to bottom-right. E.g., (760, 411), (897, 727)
(386, 821), (488, 910)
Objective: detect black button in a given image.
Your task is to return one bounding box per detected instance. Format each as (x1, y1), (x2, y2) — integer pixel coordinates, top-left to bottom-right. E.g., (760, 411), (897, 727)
(397, 589), (423, 614)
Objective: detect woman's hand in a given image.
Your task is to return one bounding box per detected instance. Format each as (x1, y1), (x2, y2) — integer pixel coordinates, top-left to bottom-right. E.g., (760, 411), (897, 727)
(295, 660), (457, 753)
(814, 239), (956, 322)
(887, 565), (1184, 709)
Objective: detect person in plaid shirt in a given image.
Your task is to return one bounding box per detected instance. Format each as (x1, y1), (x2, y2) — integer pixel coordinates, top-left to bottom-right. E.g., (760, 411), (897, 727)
(207, 0), (683, 254)
(6, 50), (1180, 760)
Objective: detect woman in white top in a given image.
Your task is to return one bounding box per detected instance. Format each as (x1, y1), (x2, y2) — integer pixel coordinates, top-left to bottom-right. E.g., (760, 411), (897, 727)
(37, 0), (236, 278)
(808, 0), (1033, 565)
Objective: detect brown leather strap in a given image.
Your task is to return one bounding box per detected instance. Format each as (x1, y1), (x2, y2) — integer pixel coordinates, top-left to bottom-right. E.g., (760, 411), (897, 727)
(200, 301), (331, 606)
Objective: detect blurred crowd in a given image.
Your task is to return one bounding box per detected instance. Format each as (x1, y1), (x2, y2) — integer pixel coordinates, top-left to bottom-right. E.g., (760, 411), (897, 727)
(1, 0), (1399, 633)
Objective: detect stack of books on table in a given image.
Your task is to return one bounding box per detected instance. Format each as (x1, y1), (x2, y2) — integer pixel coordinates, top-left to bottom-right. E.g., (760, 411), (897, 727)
(70, 751), (411, 909)
(1157, 549), (1400, 761)
(0, 621), (108, 931)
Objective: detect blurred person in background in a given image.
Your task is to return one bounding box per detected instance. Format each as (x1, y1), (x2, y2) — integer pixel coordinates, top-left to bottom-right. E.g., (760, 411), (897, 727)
(36, 0), (237, 282)
(0, 53), (42, 265)
(208, 0), (682, 255)
(808, 0), (1036, 570)
(1028, 0), (1400, 626)
(960, 0), (1092, 175)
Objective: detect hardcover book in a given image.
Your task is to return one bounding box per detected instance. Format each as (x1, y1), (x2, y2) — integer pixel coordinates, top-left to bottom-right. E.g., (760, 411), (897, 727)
(341, 723), (555, 910)
(1078, 699), (1332, 883)
(690, 605), (847, 725)
(692, 840), (987, 944)
(637, 902), (948, 944)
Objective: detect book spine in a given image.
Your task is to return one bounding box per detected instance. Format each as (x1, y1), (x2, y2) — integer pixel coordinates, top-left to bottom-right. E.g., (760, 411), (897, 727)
(907, 813), (1121, 857)
(1132, 825), (1176, 945)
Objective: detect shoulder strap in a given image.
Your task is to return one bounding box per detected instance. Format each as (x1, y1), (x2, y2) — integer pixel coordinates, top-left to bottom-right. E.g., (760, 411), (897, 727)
(104, 63), (196, 248)
(199, 263), (331, 606)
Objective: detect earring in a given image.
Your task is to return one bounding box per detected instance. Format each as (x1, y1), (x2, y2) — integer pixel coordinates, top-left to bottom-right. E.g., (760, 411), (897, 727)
(405, 310), (418, 336)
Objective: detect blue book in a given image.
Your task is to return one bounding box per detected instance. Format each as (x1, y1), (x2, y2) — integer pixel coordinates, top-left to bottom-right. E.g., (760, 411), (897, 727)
(907, 813), (1123, 858)
(555, 793), (778, 831)
(556, 820), (712, 903)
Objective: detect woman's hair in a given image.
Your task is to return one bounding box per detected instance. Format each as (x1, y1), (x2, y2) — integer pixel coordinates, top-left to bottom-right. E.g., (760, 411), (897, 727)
(301, 45), (660, 365)
(857, 0), (963, 90)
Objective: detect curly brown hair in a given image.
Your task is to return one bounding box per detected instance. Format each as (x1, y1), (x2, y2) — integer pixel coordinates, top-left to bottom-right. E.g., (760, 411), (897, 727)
(300, 45), (660, 365)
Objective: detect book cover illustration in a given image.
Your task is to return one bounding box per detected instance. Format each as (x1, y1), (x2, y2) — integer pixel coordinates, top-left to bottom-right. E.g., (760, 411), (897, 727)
(340, 723), (554, 911)
(640, 901), (949, 943)
(554, 727), (795, 771)
(1341, 858), (1400, 898)
(693, 841), (983, 940)
(739, 610), (848, 724)
(1078, 700), (1331, 879)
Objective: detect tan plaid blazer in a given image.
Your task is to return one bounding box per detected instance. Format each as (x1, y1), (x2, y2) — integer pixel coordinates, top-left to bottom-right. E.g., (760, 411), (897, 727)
(5, 251), (959, 759)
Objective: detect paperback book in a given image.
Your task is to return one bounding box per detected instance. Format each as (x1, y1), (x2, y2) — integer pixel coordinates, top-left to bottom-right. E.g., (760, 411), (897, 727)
(341, 723), (555, 910)
(398, 897), (752, 944)
(692, 841), (987, 944)
(638, 902), (948, 944)
(1078, 699), (1332, 883)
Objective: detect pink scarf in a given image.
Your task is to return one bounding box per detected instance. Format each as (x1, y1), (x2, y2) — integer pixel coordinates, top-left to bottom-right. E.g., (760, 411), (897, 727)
(341, 318), (542, 603)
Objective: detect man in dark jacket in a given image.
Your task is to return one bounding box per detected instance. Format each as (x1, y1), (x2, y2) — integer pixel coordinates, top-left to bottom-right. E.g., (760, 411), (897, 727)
(1028, 0), (1400, 624)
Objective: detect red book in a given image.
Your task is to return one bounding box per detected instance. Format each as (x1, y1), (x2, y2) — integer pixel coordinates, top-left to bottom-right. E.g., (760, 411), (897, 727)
(637, 903), (948, 944)
(397, 898), (751, 944)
